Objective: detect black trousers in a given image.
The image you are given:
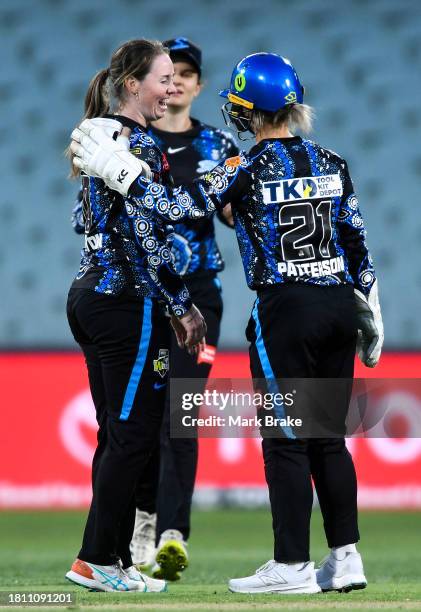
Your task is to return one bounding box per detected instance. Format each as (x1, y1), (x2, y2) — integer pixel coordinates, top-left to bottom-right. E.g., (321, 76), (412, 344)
(246, 284), (360, 562)
(67, 288), (171, 567)
(135, 275), (223, 542)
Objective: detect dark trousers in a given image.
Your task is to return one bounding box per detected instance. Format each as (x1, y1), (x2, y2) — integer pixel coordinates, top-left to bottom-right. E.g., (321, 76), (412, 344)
(246, 284), (359, 562)
(135, 276), (223, 542)
(67, 288), (171, 567)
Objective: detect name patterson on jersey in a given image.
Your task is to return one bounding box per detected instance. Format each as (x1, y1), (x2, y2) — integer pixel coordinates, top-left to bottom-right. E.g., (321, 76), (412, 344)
(262, 174), (343, 204)
(278, 255), (345, 278)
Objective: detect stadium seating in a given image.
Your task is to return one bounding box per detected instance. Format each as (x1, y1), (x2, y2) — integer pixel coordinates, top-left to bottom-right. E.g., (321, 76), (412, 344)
(1, 0), (420, 347)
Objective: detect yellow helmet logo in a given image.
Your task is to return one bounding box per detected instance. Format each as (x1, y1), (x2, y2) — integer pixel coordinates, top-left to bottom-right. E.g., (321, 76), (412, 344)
(234, 73), (246, 92)
(285, 91), (297, 104)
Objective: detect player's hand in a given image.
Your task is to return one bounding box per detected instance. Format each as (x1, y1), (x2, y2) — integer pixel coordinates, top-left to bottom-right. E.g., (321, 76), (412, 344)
(221, 203), (234, 227)
(170, 314), (186, 349)
(354, 279), (384, 367)
(172, 305), (207, 354)
(70, 118), (152, 195)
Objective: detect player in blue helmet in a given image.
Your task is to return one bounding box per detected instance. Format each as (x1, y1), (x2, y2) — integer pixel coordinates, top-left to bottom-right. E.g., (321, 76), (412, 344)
(220, 52), (305, 138)
(71, 50), (383, 596)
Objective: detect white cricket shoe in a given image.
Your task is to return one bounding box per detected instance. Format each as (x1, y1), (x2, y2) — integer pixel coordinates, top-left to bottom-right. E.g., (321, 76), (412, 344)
(152, 529), (189, 581)
(130, 510), (157, 569)
(228, 560), (321, 594)
(66, 558), (139, 592)
(316, 551), (367, 592)
(124, 565), (167, 592)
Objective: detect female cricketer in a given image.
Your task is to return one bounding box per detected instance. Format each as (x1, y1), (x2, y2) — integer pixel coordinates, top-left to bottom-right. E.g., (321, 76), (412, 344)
(65, 38), (206, 593)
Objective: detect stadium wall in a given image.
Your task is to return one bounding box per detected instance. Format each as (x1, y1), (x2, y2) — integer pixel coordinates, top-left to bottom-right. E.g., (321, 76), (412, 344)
(1, 352), (421, 509)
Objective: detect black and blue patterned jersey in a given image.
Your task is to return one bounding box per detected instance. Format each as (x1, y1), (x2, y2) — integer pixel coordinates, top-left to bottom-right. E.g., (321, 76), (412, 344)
(70, 115), (192, 317)
(148, 119), (238, 277)
(71, 191), (84, 235)
(128, 135), (375, 297)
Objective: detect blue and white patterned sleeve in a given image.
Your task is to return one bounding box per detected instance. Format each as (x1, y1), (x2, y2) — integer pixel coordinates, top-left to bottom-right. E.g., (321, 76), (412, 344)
(124, 198), (193, 317)
(71, 189), (85, 234)
(338, 162), (376, 296)
(128, 154), (248, 222)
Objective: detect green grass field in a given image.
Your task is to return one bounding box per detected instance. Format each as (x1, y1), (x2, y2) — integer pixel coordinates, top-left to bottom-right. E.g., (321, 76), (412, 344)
(0, 509), (420, 611)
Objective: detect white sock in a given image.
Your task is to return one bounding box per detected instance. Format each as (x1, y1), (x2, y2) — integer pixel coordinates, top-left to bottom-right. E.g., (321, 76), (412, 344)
(332, 543), (357, 560)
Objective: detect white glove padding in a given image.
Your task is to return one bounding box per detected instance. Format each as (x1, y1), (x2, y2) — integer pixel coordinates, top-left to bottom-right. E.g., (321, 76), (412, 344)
(354, 279), (384, 367)
(88, 117), (123, 139)
(71, 118), (125, 179)
(70, 118), (152, 196)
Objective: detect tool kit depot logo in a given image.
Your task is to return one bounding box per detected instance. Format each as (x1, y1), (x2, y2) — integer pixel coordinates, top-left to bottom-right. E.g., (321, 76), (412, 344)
(59, 389), (97, 467)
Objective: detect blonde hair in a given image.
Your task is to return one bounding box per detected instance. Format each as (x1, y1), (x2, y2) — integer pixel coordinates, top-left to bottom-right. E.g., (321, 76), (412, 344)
(250, 103), (314, 135)
(69, 38), (167, 177)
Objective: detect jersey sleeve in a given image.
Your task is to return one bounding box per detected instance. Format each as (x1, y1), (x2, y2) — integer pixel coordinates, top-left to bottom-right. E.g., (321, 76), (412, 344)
(125, 137), (192, 317)
(215, 135), (240, 229)
(124, 201), (192, 316)
(128, 153), (248, 223)
(338, 162), (376, 296)
(71, 189), (85, 234)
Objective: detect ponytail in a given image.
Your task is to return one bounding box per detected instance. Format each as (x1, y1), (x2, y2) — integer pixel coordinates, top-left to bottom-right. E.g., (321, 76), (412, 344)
(67, 68), (110, 178)
(84, 68), (110, 118)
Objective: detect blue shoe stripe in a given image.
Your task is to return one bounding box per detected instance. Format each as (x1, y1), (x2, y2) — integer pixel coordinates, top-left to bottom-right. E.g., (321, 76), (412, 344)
(120, 298), (153, 421)
(251, 299), (295, 439)
(93, 566), (128, 591)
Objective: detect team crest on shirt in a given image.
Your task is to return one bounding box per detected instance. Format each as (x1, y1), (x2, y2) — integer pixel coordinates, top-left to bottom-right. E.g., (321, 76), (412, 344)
(153, 349), (169, 378)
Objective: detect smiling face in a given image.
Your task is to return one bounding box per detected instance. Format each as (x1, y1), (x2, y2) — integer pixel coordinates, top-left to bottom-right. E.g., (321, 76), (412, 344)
(125, 53), (177, 123)
(168, 60), (202, 111)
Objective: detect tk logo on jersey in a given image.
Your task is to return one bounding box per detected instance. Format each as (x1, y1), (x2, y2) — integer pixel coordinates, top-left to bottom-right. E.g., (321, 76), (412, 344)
(262, 174), (342, 204)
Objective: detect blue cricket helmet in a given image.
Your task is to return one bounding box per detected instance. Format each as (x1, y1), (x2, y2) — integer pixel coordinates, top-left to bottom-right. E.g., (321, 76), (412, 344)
(220, 52), (304, 113)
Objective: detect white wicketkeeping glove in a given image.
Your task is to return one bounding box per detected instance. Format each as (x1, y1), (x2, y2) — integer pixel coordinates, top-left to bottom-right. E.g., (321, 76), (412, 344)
(72, 118), (124, 179)
(354, 279), (384, 367)
(70, 118), (152, 196)
(87, 117), (123, 139)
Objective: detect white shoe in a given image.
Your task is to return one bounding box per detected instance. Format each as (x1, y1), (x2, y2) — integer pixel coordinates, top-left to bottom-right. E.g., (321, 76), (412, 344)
(124, 565), (167, 592)
(228, 560), (321, 594)
(66, 559), (139, 592)
(153, 529), (189, 581)
(316, 551), (367, 592)
(130, 510), (157, 569)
